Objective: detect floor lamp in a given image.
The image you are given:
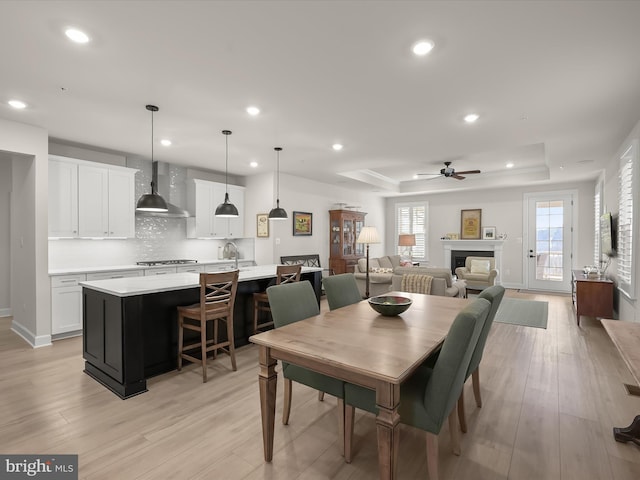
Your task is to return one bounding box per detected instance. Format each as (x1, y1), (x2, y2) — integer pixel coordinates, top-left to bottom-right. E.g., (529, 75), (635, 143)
(356, 226), (380, 298)
(398, 233), (416, 264)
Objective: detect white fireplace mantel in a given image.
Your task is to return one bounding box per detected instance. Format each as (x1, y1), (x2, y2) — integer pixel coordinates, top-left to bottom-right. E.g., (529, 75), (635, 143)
(441, 239), (504, 284)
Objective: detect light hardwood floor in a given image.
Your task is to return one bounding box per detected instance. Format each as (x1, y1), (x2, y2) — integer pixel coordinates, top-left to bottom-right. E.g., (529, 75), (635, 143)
(1, 290), (639, 479)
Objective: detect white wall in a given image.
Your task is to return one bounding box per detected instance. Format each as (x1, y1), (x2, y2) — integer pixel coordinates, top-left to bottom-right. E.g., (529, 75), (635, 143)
(0, 156), (11, 316)
(386, 180), (595, 289)
(245, 172), (386, 267)
(0, 118), (49, 347)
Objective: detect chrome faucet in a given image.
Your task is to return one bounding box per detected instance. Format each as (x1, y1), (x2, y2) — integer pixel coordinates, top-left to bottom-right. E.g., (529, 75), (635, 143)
(224, 241), (239, 270)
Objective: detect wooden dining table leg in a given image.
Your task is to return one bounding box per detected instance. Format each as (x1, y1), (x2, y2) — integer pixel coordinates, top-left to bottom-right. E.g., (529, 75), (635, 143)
(258, 346), (278, 461)
(375, 382), (401, 480)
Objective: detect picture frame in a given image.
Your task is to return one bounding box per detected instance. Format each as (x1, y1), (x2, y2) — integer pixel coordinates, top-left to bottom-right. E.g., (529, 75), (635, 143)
(482, 226), (496, 240)
(460, 209), (482, 239)
(256, 213), (269, 238)
(293, 211), (313, 236)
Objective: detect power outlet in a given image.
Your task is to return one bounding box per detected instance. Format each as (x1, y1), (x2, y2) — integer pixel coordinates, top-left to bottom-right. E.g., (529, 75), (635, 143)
(275, 237), (280, 245)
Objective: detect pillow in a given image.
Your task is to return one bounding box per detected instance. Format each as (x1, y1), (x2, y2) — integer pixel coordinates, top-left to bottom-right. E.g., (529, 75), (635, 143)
(370, 267), (393, 273)
(400, 260), (413, 267)
(378, 256), (393, 269)
(470, 259), (491, 274)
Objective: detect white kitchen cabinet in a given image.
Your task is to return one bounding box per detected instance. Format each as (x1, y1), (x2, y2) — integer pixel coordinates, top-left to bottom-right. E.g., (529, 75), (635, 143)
(78, 164), (109, 237)
(187, 179), (245, 238)
(49, 158), (79, 237)
(226, 184), (245, 238)
(175, 264), (204, 274)
(85, 270), (142, 281)
(108, 168), (136, 237)
(49, 155), (137, 238)
(51, 274), (86, 337)
(144, 266), (177, 276)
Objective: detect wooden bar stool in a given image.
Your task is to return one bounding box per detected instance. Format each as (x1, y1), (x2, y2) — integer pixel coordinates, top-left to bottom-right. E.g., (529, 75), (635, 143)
(253, 264), (302, 334)
(177, 270), (239, 383)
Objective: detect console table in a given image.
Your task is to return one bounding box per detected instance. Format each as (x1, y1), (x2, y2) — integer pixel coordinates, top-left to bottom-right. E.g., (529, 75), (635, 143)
(601, 320), (640, 446)
(571, 269), (613, 326)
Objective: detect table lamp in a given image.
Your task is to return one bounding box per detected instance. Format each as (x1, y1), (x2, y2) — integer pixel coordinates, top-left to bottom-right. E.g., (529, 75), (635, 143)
(356, 226), (381, 298)
(398, 234), (416, 264)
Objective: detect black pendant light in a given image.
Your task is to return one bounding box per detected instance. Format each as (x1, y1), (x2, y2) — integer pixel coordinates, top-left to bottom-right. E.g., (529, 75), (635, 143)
(215, 129), (239, 217)
(136, 105), (168, 212)
(268, 146), (287, 220)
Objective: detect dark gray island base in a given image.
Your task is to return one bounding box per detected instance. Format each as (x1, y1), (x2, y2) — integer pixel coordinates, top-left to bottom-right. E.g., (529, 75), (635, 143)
(82, 268), (321, 398)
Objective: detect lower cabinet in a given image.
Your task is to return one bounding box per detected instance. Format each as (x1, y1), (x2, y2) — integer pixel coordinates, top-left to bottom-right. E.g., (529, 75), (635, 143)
(51, 274), (86, 337)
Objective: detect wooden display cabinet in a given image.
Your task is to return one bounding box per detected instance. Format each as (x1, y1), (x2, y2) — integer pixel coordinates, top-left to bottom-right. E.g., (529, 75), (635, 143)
(329, 209), (367, 274)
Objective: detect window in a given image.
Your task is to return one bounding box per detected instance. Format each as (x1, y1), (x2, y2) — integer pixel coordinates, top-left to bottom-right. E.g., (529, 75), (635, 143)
(396, 202), (428, 261)
(617, 141), (638, 299)
(594, 178), (603, 266)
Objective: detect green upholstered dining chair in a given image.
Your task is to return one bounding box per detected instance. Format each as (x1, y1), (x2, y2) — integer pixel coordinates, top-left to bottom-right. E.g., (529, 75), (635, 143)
(322, 273), (362, 311)
(266, 281), (346, 434)
(343, 297), (491, 480)
(457, 285), (505, 433)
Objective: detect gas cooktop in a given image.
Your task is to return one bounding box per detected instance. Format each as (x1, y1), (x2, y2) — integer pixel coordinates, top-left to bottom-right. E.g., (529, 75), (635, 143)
(136, 259), (198, 266)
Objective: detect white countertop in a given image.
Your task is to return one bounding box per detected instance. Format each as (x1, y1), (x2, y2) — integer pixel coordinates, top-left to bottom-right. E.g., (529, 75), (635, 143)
(49, 259), (249, 276)
(79, 265), (322, 297)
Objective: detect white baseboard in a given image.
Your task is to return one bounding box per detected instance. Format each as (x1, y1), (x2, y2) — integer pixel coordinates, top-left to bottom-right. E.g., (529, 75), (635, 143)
(0, 307), (11, 318)
(10, 320), (52, 348)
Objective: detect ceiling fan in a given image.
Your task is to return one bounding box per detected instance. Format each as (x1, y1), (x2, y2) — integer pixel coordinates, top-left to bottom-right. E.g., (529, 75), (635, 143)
(417, 161), (481, 180)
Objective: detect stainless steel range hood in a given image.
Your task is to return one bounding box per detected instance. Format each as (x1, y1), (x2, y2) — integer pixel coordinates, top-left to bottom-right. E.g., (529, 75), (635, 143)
(136, 161), (191, 218)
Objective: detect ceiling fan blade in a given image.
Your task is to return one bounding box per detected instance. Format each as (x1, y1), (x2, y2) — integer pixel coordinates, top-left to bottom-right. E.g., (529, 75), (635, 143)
(416, 173), (442, 176)
(454, 169), (481, 175)
(451, 174), (466, 180)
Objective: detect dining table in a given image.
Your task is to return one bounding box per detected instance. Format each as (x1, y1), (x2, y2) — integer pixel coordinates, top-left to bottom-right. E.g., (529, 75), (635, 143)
(249, 291), (472, 480)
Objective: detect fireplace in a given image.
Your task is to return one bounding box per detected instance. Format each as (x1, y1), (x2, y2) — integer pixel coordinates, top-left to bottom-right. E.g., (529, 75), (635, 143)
(440, 239), (504, 285)
(451, 250), (493, 274)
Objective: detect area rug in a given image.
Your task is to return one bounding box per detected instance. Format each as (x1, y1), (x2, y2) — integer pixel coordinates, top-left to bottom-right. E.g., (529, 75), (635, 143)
(493, 297), (548, 329)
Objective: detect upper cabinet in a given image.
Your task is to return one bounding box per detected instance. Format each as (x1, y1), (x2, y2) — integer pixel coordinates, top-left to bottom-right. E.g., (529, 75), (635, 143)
(187, 179), (245, 238)
(49, 155), (137, 238)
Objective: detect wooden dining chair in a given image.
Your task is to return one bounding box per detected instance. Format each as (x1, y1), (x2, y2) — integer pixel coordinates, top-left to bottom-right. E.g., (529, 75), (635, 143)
(177, 270), (239, 383)
(266, 281), (346, 442)
(457, 285), (505, 432)
(253, 264), (302, 334)
(343, 297), (491, 480)
(322, 273), (362, 311)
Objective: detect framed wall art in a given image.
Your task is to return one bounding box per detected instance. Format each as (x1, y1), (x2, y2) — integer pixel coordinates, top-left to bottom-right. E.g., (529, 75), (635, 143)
(293, 211), (313, 236)
(482, 226), (496, 240)
(460, 209), (482, 239)
(256, 213), (269, 238)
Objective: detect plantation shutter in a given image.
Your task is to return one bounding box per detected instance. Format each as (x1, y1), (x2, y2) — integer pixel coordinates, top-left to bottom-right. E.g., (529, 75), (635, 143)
(617, 143), (636, 298)
(594, 180), (602, 266)
(396, 202), (428, 261)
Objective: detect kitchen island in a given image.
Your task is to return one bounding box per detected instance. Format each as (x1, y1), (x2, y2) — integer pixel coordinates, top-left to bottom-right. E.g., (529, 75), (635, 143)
(81, 265), (322, 398)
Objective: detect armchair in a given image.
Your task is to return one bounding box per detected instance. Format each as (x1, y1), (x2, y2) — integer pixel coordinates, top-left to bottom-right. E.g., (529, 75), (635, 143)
(455, 256), (498, 292)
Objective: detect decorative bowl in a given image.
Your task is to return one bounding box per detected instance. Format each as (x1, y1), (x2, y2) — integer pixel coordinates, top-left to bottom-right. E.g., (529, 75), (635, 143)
(368, 295), (413, 316)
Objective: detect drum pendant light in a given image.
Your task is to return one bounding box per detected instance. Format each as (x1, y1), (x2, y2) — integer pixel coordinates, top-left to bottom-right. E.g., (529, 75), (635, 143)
(215, 130), (239, 217)
(136, 105), (168, 212)
(268, 147), (287, 220)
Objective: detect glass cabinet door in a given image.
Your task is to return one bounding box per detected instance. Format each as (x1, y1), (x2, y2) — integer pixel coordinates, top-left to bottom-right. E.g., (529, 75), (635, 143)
(355, 219), (364, 255)
(342, 219), (353, 256)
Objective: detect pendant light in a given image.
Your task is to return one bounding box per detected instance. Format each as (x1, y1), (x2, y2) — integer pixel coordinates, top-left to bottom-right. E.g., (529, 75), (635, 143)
(136, 105), (168, 212)
(215, 129), (239, 217)
(268, 147), (287, 220)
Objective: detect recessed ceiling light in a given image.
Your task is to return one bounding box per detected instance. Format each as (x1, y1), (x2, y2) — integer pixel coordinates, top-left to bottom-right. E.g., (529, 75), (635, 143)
(160, 139), (172, 147)
(8, 100), (27, 109)
(464, 113), (479, 123)
(246, 106), (260, 116)
(250, 161), (258, 168)
(65, 28), (90, 44)
(506, 162), (514, 168)
(412, 40), (435, 56)
(332, 143), (343, 151)
(413, 174), (419, 180)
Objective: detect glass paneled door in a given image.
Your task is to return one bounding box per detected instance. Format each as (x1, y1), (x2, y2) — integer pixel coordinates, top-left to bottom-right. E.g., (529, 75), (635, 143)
(525, 193), (574, 292)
